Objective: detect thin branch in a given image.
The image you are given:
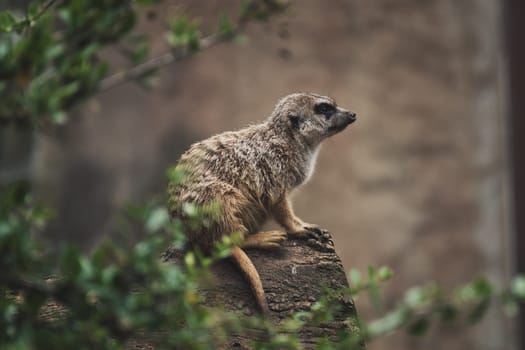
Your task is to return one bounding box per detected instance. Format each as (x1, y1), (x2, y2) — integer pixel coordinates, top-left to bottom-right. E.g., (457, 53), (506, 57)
(97, 33), (225, 92)
(34, 0), (58, 21)
(97, 0), (289, 92)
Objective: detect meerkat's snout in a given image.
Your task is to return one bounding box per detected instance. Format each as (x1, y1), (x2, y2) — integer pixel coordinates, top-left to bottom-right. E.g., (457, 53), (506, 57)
(327, 108), (357, 134)
(343, 110), (357, 124)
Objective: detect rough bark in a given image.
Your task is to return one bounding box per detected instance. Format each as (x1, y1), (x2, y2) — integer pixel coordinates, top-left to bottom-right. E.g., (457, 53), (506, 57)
(162, 232), (362, 349)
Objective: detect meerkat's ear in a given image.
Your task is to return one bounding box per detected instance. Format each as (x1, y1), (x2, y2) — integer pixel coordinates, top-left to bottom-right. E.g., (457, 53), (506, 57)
(289, 115), (302, 130)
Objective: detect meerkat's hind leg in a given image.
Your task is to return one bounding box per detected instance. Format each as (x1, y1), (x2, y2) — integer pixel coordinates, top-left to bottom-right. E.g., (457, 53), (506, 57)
(243, 230), (287, 249)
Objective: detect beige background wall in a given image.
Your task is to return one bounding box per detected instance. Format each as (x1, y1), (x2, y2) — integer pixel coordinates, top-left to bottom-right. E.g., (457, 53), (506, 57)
(32, 1), (513, 349)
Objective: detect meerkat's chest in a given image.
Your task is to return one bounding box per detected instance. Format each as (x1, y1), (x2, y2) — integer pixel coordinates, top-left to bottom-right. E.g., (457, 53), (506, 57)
(302, 146), (320, 185)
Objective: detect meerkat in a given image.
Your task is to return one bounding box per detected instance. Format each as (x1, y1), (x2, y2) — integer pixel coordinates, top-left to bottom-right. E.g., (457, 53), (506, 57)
(167, 92), (356, 315)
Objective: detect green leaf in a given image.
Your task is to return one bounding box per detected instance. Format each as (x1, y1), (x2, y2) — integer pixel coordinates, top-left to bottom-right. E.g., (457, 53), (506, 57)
(366, 308), (408, 337)
(166, 16), (200, 52)
(0, 40), (10, 58)
(0, 222), (10, 236)
(145, 207), (169, 233)
(218, 14), (235, 38)
(0, 12), (17, 32)
(45, 44), (65, 60)
(467, 299), (490, 323)
(101, 265), (118, 284)
(471, 277), (493, 298)
(28, 2), (40, 21)
(378, 266), (393, 281)
(57, 8), (71, 24)
(51, 110), (68, 125)
(404, 287), (425, 307)
(503, 297), (519, 317)
(60, 245), (82, 275)
(134, 0), (160, 4)
(368, 266), (377, 281)
(182, 202), (198, 218)
(184, 252), (195, 268)
(407, 317), (430, 336)
(79, 256), (95, 280)
(511, 275), (525, 299)
(349, 269), (362, 287)
(438, 303), (458, 322)
(131, 39), (148, 63)
(134, 242), (153, 265)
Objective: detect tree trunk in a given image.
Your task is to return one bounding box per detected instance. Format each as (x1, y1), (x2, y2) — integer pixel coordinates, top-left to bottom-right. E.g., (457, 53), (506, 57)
(162, 232), (363, 349)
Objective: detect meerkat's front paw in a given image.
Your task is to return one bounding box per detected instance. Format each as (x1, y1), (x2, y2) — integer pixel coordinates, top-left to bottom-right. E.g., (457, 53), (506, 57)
(302, 223), (326, 235)
(287, 223), (334, 252)
(287, 222), (330, 242)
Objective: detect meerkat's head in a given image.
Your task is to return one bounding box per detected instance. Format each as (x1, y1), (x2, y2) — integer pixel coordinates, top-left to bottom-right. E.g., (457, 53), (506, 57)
(269, 92), (356, 146)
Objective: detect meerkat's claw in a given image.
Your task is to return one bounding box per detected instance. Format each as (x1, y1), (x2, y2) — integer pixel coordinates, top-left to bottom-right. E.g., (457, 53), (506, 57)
(305, 226), (330, 242)
(304, 224), (323, 234)
(288, 224), (330, 242)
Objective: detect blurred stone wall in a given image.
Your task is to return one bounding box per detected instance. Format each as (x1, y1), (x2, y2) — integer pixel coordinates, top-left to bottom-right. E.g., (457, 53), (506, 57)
(32, 1), (513, 349)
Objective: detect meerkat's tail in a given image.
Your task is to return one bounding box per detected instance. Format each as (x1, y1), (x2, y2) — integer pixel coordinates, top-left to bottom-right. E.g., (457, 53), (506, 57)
(230, 246), (270, 315)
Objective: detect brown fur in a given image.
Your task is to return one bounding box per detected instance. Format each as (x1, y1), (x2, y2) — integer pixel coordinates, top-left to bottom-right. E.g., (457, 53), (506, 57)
(167, 92), (356, 314)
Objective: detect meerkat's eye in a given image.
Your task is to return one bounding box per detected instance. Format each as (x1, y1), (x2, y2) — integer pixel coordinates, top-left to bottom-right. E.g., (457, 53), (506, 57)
(314, 102), (336, 118)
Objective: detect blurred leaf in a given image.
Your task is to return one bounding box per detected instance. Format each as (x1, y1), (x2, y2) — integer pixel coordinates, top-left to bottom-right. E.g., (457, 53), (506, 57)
(218, 14), (235, 38)
(349, 269), (362, 287)
(511, 275), (525, 299)
(51, 110), (67, 124)
(406, 317), (430, 336)
(438, 303), (458, 322)
(184, 251), (195, 268)
(471, 277), (493, 298)
(240, 0), (289, 21)
(182, 202), (198, 218)
(166, 16), (200, 52)
(134, 0), (160, 4)
(166, 166), (186, 183)
(79, 256), (95, 280)
(28, 2), (40, 21)
(126, 34), (149, 64)
(59, 245), (82, 276)
(467, 299), (491, 323)
(368, 266), (376, 280)
(57, 7), (71, 23)
(378, 266), (393, 281)
(367, 308), (408, 338)
(0, 11), (17, 32)
(404, 287), (425, 308)
(145, 207), (169, 233)
(503, 297), (519, 317)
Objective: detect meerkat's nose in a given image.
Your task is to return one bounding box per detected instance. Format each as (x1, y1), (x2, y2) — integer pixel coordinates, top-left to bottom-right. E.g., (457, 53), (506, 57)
(348, 111), (357, 122)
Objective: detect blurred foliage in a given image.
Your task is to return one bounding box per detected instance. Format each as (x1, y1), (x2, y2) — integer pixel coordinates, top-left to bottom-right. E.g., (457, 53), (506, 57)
(0, 181), (212, 349)
(0, 0), (288, 126)
(166, 16), (200, 53)
(1, 180), (524, 349)
(0, 180), (351, 349)
(361, 274), (525, 339)
(0, 0), (134, 125)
